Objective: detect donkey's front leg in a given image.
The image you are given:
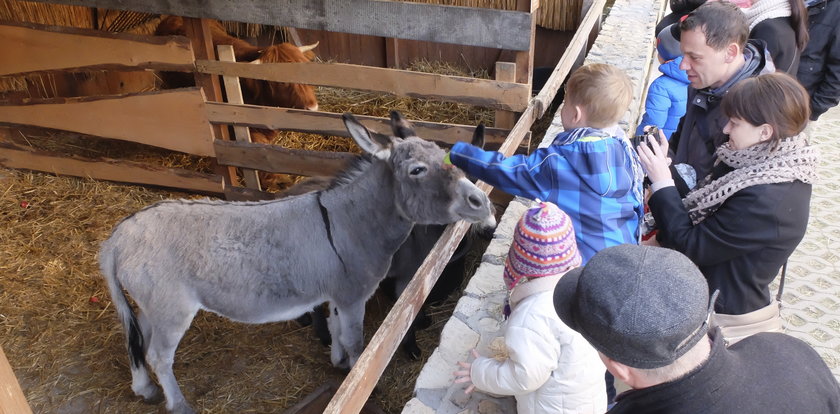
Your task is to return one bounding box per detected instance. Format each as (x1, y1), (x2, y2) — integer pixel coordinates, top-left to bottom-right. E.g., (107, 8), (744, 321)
(335, 301), (366, 368)
(327, 304), (347, 368)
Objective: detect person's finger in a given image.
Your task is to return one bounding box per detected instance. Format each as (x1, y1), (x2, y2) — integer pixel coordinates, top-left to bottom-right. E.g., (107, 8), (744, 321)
(456, 361), (471, 369)
(465, 384), (476, 394)
(470, 349), (480, 359)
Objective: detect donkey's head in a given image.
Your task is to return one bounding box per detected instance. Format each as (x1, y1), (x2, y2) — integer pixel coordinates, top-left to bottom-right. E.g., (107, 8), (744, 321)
(342, 111), (495, 228)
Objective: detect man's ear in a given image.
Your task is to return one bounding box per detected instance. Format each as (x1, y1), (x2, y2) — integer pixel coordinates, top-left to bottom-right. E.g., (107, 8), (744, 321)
(601, 354), (634, 386)
(724, 42), (740, 63)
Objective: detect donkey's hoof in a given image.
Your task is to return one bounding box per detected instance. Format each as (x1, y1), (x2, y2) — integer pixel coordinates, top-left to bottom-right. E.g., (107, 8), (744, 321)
(136, 384), (164, 405)
(167, 403), (196, 414)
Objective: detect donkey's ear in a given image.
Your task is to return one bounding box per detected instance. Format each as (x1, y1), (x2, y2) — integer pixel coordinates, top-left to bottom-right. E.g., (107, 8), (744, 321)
(370, 131), (393, 148)
(343, 113), (384, 154)
(471, 122), (486, 149)
(390, 110), (416, 138)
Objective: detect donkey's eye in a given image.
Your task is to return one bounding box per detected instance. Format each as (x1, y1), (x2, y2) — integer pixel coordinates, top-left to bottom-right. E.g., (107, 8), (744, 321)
(410, 166), (427, 176)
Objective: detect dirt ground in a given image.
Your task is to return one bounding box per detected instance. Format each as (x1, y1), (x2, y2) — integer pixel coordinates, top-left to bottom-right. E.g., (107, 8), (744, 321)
(0, 168), (489, 414)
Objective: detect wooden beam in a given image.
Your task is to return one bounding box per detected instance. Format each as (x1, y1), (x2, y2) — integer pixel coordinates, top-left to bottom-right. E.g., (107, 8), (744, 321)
(514, 0), (536, 85)
(183, 17), (238, 187)
(532, 0), (608, 118)
(0, 346), (32, 414)
(204, 103), (510, 147)
(217, 44), (261, 190)
(214, 139), (353, 176)
(26, 0), (532, 51)
(195, 60), (531, 112)
(0, 142), (224, 194)
(0, 89), (216, 156)
(0, 20), (195, 76)
(494, 62), (517, 130)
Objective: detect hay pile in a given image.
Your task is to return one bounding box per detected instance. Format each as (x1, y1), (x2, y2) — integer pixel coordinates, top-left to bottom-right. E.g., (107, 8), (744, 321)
(0, 60), (511, 413)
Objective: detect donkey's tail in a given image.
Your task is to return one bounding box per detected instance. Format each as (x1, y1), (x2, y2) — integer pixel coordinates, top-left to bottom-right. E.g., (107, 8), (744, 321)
(100, 245), (146, 370)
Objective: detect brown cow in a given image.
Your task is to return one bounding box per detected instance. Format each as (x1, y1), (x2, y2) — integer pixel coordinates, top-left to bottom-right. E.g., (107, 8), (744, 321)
(154, 16), (318, 111)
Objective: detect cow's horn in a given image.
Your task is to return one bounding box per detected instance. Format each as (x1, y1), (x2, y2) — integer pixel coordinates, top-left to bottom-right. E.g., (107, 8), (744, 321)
(298, 41), (319, 53)
(250, 58), (262, 64)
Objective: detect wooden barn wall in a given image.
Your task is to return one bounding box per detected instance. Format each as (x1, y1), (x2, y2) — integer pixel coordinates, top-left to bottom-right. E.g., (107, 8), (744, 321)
(296, 27), (573, 74)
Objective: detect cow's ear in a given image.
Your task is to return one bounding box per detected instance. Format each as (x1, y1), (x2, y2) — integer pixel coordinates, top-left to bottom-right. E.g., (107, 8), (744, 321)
(343, 113), (384, 154)
(390, 111), (416, 138)
(471, 122), (485, 149)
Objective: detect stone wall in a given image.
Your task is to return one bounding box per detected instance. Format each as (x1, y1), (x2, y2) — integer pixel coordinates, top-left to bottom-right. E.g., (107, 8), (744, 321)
(403, 0), (664, 412)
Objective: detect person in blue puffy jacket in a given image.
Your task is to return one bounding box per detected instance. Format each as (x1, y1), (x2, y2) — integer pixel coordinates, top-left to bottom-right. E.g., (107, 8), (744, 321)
(637, 23), (690, 140)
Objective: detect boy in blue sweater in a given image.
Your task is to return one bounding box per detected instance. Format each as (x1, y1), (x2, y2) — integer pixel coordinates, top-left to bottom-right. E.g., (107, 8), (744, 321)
(448, 63), (644, 262)
(636, 23), (690, 140)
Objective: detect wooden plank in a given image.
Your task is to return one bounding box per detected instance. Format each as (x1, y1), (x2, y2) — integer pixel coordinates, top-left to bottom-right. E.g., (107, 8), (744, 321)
(0, 346), (32, 414)
(195, 60), (531, 112)
(0, 20), (194, 76)
(0, 89), (216, 156)
(0, 142), (224, 194)
(514, 0), (537, 85)
(27, 0), (532, 51)
(494, 62), (517, 130)
(532, 0), (607, 118)
(217, 44), (261, 190)
(204, 103), (510, 146)
(385, 38), (400, 69)
(214, 139), (354, 177)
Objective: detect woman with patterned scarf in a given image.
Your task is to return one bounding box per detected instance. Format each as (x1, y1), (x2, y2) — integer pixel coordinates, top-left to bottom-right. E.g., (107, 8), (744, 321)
(636, 72), (817, 343)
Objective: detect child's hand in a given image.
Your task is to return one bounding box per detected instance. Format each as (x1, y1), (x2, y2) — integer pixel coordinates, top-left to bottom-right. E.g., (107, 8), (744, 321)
(453, 349), (480, 394)
(637, 130), (673, 184)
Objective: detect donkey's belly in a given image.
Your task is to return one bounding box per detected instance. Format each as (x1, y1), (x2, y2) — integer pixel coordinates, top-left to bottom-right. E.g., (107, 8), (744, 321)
(202, 297), (321, 324)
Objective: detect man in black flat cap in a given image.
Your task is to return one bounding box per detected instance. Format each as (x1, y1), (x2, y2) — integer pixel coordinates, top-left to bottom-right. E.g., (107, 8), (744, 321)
(553, 244), (840, 413)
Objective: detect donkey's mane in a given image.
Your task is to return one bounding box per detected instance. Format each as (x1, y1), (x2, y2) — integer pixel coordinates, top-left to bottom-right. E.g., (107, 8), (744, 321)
(327, 153), (374, 190)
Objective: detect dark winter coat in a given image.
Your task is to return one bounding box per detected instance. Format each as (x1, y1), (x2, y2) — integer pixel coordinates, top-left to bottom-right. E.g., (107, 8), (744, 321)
(797, 0), (840, 120)
(751, 17), (801, 74)
(649, 163), (811, 315)
(636, 57), (690, 139)
(608, 330), (840, 414)
(669, 40), (775, 192)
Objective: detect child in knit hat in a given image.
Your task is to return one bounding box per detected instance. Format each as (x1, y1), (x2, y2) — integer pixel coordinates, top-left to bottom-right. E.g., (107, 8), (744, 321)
(636, 23), (690, 140)
(454, 202), (607, 414)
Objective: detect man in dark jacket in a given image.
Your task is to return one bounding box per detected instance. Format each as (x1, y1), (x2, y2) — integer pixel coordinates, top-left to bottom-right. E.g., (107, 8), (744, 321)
(797, 0), (840, 121)
(668, 2), (774, 195)
(553, 244), (840, 414)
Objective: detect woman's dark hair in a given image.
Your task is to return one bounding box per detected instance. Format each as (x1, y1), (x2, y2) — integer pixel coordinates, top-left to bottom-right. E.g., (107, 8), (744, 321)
(670, 0), (707, 15)
(789, 0), (810, 51)
(722, 72), (810, 146)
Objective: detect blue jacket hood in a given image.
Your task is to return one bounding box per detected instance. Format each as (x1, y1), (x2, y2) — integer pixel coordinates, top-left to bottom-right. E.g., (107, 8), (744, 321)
(659, 56), (689, 85)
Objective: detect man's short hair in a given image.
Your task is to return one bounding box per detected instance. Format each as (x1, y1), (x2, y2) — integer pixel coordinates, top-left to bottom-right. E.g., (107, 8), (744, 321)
(680, 1), (749, 50)
(564, 63), (633, 129)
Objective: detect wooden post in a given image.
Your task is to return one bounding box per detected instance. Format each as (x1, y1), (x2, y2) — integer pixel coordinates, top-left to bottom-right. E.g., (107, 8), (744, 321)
(182, 17), (237, 188)
(385, 38), (400, 69)
(514, 0), (537, 85)
(0, 346), (33, 414)
(217, 44), (261, 190)
(494, 62), (517, 130)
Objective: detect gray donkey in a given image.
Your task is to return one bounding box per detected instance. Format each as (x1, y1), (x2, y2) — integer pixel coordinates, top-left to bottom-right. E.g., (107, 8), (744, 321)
(99, 111), (495, 414)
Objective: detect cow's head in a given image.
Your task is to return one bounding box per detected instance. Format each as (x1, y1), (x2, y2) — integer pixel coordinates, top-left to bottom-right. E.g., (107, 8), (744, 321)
(242, 42), (319, 111)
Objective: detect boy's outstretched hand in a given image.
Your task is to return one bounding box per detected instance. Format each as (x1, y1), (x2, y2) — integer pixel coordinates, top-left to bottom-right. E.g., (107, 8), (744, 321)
(637, 128), (673, 184)
(454, 349), (481, 394)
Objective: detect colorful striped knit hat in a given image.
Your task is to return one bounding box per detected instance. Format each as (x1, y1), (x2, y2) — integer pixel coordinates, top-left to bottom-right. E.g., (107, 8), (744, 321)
(504, 202), (581, 291)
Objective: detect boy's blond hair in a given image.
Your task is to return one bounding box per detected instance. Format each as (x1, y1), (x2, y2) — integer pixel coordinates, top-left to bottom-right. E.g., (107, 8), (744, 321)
(565, 63), (633, 129)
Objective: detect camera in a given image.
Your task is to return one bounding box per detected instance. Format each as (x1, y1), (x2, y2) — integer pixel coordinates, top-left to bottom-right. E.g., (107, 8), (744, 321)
(631, 126), (661, 152)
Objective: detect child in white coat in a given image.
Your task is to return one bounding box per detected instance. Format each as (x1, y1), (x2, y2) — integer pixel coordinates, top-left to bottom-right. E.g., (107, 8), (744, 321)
(454, 202), (607, 414)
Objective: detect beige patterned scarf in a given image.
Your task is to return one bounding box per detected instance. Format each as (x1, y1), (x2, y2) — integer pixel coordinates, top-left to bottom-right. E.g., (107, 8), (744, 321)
(683, 132), (818, 224)
(742, 0), (792, 31)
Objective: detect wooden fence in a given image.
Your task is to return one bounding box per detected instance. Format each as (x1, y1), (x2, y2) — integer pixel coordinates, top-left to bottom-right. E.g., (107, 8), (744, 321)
(0, 0), (606, 411)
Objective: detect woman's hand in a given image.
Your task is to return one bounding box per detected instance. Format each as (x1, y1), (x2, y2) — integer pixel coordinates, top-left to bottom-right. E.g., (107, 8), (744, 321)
(637, 129), (673, 184)
(453, 349), (481, 394)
